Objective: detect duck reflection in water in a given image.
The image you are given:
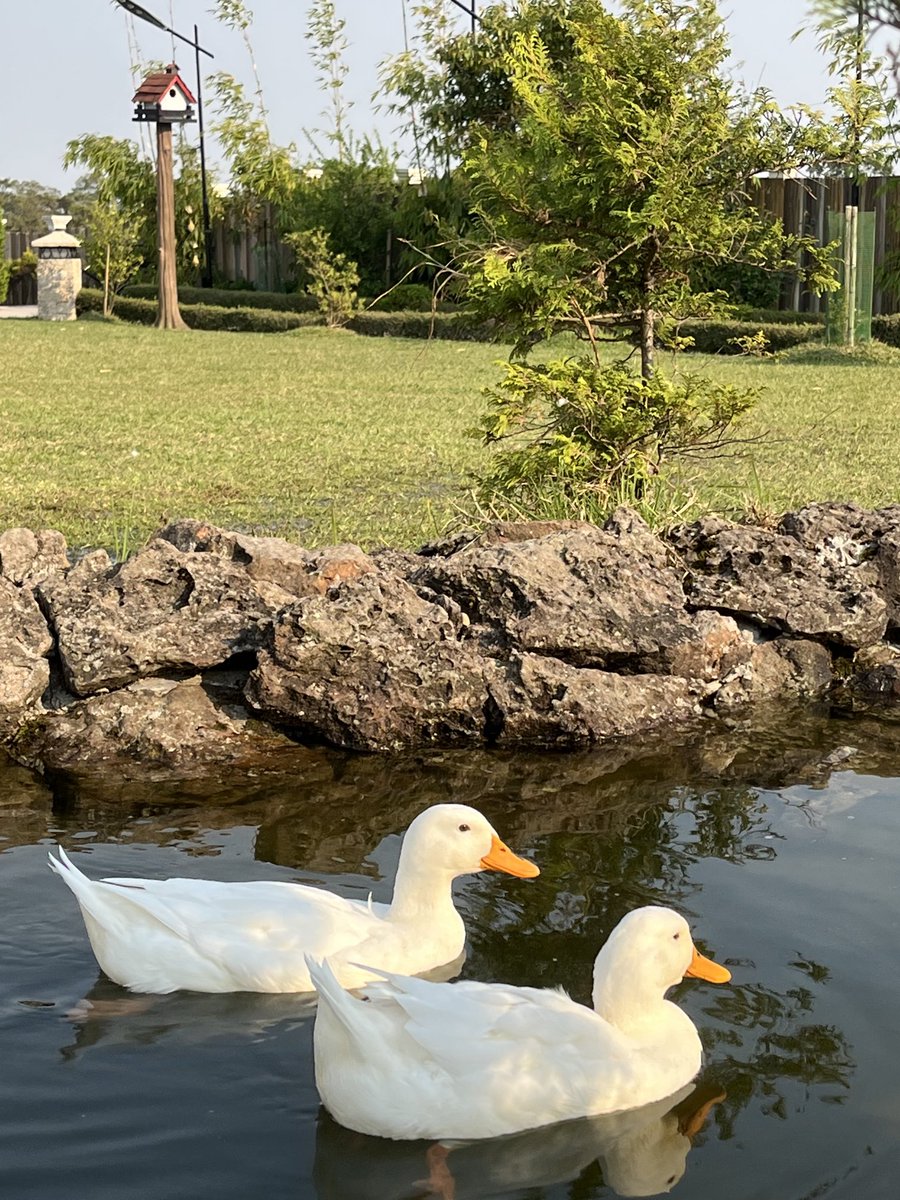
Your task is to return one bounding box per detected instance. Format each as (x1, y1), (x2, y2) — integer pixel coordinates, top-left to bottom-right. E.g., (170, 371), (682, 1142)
(55, 953), (468, 1062)
(313, 1080), (724, 1200)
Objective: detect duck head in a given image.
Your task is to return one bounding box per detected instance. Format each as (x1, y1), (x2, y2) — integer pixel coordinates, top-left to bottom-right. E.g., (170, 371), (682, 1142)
(592, 906), (730, 1021)
(399, 804), (540, 880)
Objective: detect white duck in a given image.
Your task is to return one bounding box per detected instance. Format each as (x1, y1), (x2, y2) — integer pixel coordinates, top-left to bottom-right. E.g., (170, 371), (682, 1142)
(308, 905), (731, 1141)
(49, 803), (539, 994)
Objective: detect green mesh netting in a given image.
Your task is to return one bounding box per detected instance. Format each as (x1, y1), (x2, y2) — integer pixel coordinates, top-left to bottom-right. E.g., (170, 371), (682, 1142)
(826, 208), (876, 343)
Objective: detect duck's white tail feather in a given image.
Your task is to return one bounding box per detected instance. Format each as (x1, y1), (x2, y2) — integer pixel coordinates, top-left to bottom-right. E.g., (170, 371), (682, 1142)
(306, 955), (369, 1042)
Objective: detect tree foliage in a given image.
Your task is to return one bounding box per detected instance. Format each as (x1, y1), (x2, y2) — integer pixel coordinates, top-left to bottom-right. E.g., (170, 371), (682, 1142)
(458, 0), (836, 376)
(284, 227), (360, 326)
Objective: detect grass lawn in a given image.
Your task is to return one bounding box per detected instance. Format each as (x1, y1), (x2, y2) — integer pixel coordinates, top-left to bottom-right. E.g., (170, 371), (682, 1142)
(2, 319), (900, 554)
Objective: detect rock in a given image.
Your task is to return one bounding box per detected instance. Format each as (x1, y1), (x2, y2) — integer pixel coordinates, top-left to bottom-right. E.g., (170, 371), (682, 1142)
(670, 516), (886, 649)
(418, 519), (597, 558)
(713, 635), (833, 708)
(779, 502), (900, 631)
(154, 519), (375, 599)
(848, 644), (900, 700)
(10, 674), (294, 773)
(0, 528), (68, 586)
(39, 540), (279, 696)
(487, 653), (701, 748)
(0, 578), (54, 735)
(414, 526), (697, 670)
(247, 571), (495, 752)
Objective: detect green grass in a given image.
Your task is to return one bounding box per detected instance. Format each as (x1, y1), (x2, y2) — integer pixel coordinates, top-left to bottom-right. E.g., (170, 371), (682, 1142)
(3, 320), (900, 554)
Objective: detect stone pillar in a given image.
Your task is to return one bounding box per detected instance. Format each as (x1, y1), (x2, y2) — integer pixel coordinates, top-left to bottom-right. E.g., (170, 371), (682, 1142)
(31, 216), (82, 321)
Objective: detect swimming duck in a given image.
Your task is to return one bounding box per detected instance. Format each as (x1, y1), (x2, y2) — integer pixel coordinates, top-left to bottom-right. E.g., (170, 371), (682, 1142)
(308, 905), (731, 1141)
(49, 803), (539, 995)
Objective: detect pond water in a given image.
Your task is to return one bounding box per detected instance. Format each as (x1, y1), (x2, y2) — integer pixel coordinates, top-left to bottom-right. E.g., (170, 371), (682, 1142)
(2, 707), (899, 1200)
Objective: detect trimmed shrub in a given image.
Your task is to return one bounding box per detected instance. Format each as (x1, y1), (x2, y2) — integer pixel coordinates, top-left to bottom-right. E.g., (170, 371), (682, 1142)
(676, 319), (823, 355)
(872, 314), (900, 347)
(77, 289), (322, 332)
(365, 283), (440, 312)
(121, 284), (319, 312)
(347, 310), (502, 341)
(731, 307), (827, 326)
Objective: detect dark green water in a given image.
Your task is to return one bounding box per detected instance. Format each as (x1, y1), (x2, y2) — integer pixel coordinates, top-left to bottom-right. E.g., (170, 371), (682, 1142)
(2, 707), (899, 1199)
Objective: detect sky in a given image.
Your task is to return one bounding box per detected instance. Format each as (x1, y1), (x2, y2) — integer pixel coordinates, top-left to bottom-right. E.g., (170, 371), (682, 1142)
(0, 0), (850, 192)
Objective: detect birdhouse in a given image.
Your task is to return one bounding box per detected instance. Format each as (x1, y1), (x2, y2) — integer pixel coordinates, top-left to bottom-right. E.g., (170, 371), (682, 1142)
(132, 64), (196, 124)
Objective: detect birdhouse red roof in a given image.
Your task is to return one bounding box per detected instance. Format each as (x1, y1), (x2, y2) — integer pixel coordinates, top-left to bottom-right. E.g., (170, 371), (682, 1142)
(132, 65), (196, 106)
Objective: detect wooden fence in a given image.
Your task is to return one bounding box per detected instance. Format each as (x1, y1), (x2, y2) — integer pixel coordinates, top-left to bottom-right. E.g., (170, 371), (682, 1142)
(752, 174), (900, 315)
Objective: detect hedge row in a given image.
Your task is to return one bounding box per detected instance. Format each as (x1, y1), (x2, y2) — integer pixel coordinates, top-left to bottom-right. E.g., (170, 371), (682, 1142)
(77, 289), (321, 332)
(121, 284), (319, 312)
(78, 289), (864, 354)
(120, 282), (450, 313)
(678, 319), (823, 354)
(347, 311), (498, 341)
(872, 314), (900, 346)
(730, 306), (827, 326)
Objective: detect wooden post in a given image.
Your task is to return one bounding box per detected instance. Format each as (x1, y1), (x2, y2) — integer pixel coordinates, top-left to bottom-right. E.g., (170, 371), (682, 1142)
(156, 122), (187, 330)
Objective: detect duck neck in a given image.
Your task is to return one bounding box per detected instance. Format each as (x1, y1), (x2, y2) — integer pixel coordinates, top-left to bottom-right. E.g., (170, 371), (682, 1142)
(387, 851), (460, 926)
(592, 961), (669, 1039)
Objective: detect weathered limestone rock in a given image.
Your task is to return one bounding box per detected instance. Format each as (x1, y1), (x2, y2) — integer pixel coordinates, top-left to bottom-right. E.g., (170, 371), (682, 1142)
(419, 519), (597, 558)
(0, 578), (53, 733)
(0, 528), (68, 587)
(414, 522), (698, 670)
(155, 519), (375, 599)
(487, 653), (701, 748)
(247, 571), (495, 752)
(848, 644), (900, 700)
(12, 674), (293, 773)
(39, 539), (278, 696)
(670, 516), (886, 649)
(779, 502), (900, 631)
(712, 635), (833, 708)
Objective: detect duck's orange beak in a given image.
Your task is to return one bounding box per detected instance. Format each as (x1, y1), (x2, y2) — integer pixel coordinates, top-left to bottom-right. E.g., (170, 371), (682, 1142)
(480, 834), (540, 879)
(684, 945), (731, 984)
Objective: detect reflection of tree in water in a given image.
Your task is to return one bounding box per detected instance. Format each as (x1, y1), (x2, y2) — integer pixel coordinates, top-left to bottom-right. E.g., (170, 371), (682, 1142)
(463, 782), (780, 998)
(697, 970), (854, 1139)
(463, 778), (855, 1143)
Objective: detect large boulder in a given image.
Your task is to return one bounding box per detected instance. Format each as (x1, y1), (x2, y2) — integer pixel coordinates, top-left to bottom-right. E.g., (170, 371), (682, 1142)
(11, 673), (295, 774)
(778, 502), (900, 632)
(486, 652), (701, 749)
(0, 578), (54, 735)
(247, 571), (495, 752)
(155, 519), (375, 600)
(413, 519), (703, 671)
(670, 516), (886, 649)
(711, 634), (833, 709)
(38, 539), (279, 696)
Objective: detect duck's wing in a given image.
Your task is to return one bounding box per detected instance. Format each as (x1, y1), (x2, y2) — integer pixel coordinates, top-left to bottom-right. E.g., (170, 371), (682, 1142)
(52, 849), (387, 992)
(367, 972), (630, 1077)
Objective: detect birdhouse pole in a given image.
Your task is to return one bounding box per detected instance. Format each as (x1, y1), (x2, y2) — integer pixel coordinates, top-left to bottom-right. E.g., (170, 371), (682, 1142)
(155, 120), (187, 329)
(133, 63), (198, 330)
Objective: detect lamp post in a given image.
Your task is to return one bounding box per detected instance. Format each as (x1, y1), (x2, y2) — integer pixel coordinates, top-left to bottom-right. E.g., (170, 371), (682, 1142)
(113, 0), (215, 288)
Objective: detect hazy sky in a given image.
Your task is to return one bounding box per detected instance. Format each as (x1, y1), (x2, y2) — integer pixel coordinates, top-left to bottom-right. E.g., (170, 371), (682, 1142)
(2, 1), (845, 191)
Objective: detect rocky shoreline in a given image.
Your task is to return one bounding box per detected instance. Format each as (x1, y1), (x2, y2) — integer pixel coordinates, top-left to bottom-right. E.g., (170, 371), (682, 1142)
(2, 503), (900, 774)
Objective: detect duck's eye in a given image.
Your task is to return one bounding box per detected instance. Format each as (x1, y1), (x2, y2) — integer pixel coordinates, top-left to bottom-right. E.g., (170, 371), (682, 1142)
(458, 823), (470, 832)
(673, 932), (681, 940)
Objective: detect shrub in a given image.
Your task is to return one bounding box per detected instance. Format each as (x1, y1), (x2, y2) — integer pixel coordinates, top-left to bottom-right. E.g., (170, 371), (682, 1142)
(284, 228), (360, 328)
(472, 357), (758, 523)
(347, 311), (502, 341)
(365, 283), (439, 312)
(77, 289), (322, 332)
(122, 284), (319, 312)
(872, 314), (900, 347)
(675, 319), (823, 355)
